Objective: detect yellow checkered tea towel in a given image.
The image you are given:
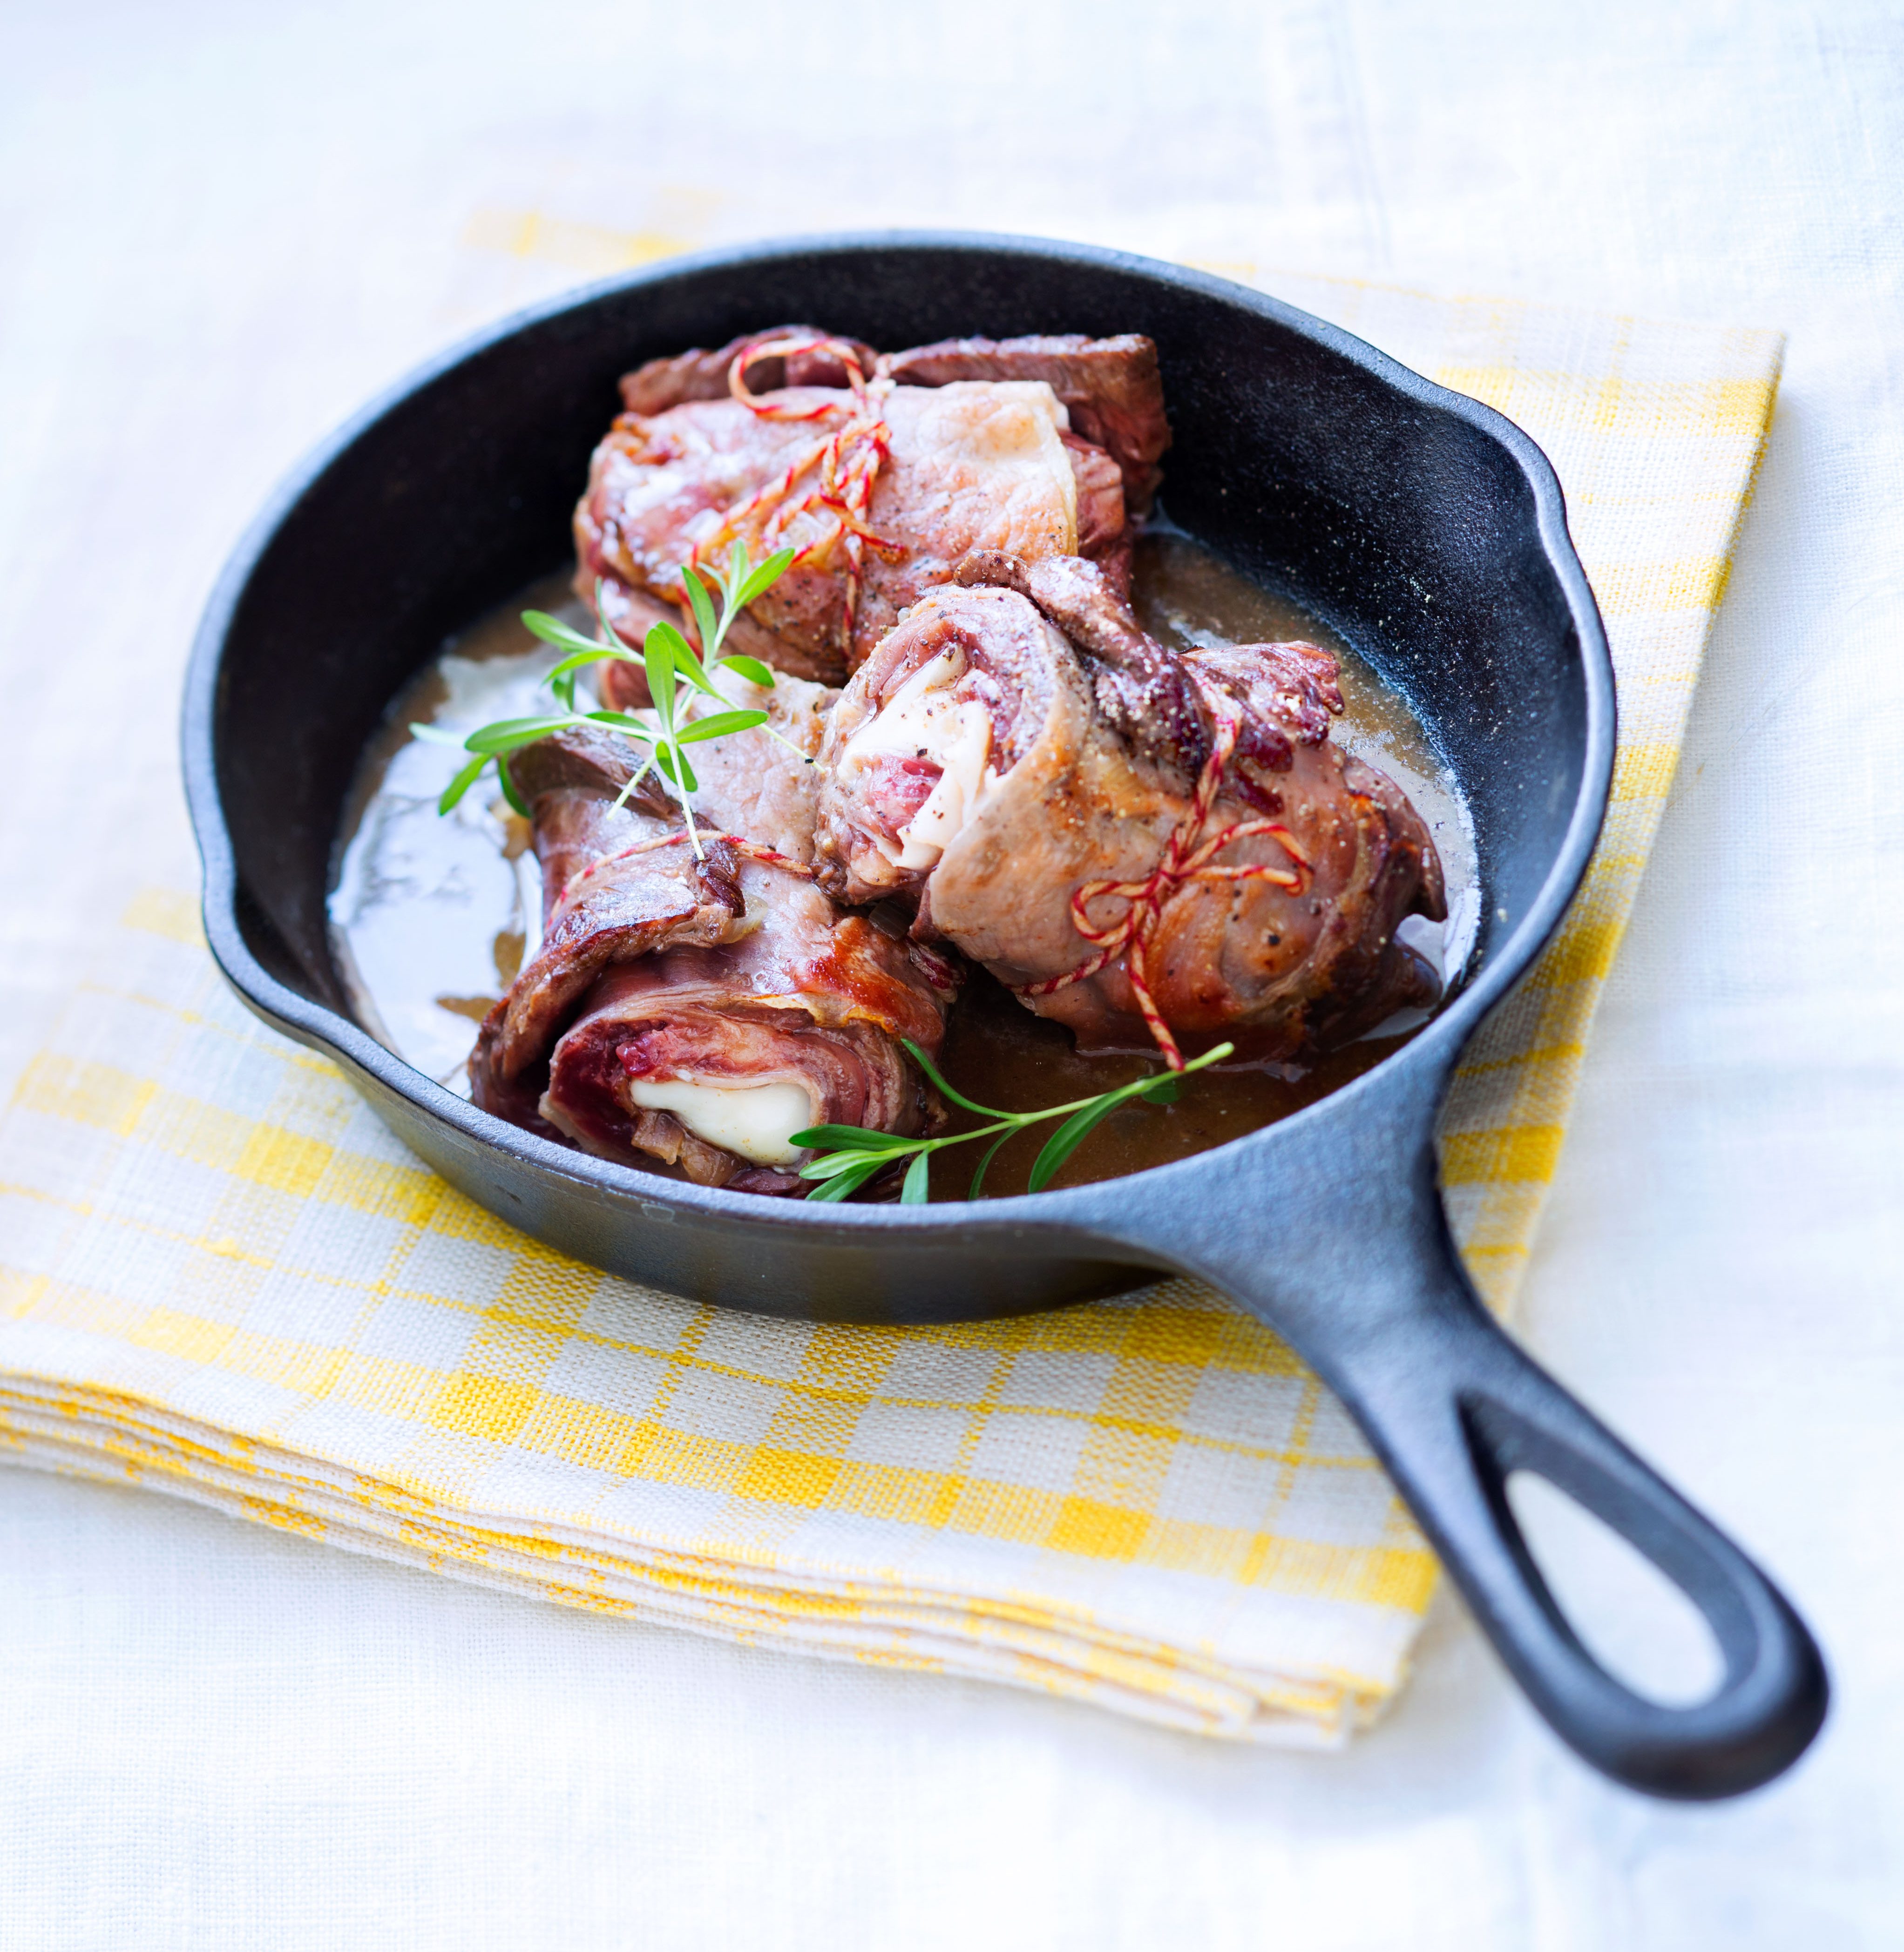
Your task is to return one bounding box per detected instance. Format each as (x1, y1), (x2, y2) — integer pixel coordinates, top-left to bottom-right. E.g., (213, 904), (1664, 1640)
(0, 282), (1780, 1744)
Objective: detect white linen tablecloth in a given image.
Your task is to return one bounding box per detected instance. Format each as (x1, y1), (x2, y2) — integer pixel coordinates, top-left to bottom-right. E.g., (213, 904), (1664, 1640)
(1, 0), (1900, 1946)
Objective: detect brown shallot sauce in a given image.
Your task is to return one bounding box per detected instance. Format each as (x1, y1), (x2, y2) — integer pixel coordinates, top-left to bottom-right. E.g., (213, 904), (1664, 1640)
(330, 538), (1477, 1200)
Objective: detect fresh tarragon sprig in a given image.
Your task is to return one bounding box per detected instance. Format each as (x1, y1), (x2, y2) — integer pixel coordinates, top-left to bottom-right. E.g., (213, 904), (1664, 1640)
(793, 1038), (1236, 1204)
(412, 543), (800, 857)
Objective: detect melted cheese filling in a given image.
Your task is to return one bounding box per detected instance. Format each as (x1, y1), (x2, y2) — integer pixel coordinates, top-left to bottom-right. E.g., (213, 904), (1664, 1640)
(625, 1078), (817, 1167)
(838, 648), (995, 870)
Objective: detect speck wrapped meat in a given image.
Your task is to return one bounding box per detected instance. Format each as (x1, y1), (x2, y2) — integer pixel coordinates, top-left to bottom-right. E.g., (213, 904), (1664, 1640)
(878, 331), (1172, 517)
(469, 694), (958, 1193)
(812, 563), (1446, 1066)
(575, 327), (1166, 687)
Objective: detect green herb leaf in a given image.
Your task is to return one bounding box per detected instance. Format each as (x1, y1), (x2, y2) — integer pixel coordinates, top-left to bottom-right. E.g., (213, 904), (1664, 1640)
(546, 645), (631, 682)
(804, 1157), (890, 1202)
(899, 1039), (1008, 1119)
(680, 566), (719, 652)
(1025, 1094), (1134, 1195)
(522, 610), (611, 656)
(791, 1124), (917, 1153)
(968, 1128), (1015, 1200)
(653, 745), (699, 794)
(496, 756), (529, 818)
(737, 547), (798, 607)
(545, 643), (634, 716)
(677, 709), (769, 745)
(462, 715), (576, 756)
(798, 1149), (891, 1180)
(718, 655), (777, 688)
(643, 628), (679, 732)
(410, 722), (468, 747)
(1024, 1046), (1234, 1194)
(437, 753), (490, 814)
(583, 711), (657, 739)
(670, 633), (722, 700)
(440, 560), (798, 833)
(900, 1152), (931, 1204)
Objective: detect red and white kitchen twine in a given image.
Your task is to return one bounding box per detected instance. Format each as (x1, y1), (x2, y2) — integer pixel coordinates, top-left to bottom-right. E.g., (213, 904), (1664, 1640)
(1019, 696), (1311, 1069)
(556, 829), (815, 915)
(689, 334), (903, 650)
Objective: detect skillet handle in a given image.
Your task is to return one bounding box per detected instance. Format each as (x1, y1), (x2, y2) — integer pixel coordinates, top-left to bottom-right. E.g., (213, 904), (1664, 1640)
(1202, 1209), (1826, 1798)
(1131, 1073), (1831, 1801)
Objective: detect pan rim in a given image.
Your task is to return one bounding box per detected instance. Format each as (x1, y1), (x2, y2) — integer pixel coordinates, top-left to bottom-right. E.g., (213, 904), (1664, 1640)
(183, 227), (1616, 1238)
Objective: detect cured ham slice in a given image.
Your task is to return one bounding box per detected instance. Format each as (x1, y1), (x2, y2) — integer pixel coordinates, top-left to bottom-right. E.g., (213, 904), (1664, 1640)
(879, 333), (1171, 516)
(535, 879), (951, 1194)
(575, 329), (1165, 686)
(617, 327), (878, 414)
(469, 687), (958, 1193)
(811, 562), (1445, 1067)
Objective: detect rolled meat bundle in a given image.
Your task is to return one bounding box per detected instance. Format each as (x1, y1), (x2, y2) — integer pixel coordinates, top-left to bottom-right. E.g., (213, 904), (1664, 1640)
(470, 670), (958, 1194)
(812, 554), (1446, 1067)
(575, 327), (1168, 688)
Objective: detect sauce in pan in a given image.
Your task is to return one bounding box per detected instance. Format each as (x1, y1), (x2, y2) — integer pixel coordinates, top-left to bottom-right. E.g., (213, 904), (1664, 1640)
(329, 535), (1477, 1198)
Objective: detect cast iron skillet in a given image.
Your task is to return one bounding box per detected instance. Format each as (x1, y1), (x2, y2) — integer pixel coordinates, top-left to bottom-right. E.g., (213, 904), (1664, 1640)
(183, 232), (1825, 1798)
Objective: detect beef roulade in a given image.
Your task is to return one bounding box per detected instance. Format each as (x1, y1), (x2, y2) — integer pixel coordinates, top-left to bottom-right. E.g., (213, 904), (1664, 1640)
(575, 329), (1167, 686)
(811, 556), (1445, 1068)
(471, 670), (958, 1194)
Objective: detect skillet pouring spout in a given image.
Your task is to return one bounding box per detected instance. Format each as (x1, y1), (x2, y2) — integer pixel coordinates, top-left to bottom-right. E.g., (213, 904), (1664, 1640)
(1075, 1055), (1829, 1800)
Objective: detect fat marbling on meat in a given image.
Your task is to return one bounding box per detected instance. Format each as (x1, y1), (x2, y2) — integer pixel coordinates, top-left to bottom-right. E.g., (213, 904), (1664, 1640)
(811, 559), (1446, 1067)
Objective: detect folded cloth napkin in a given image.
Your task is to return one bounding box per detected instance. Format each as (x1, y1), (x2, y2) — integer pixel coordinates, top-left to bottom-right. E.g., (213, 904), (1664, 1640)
(0, 278), (1780, 1744)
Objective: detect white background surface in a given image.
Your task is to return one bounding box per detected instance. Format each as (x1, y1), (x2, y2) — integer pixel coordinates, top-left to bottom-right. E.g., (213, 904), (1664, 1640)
(2, 1), (1901, 1945)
